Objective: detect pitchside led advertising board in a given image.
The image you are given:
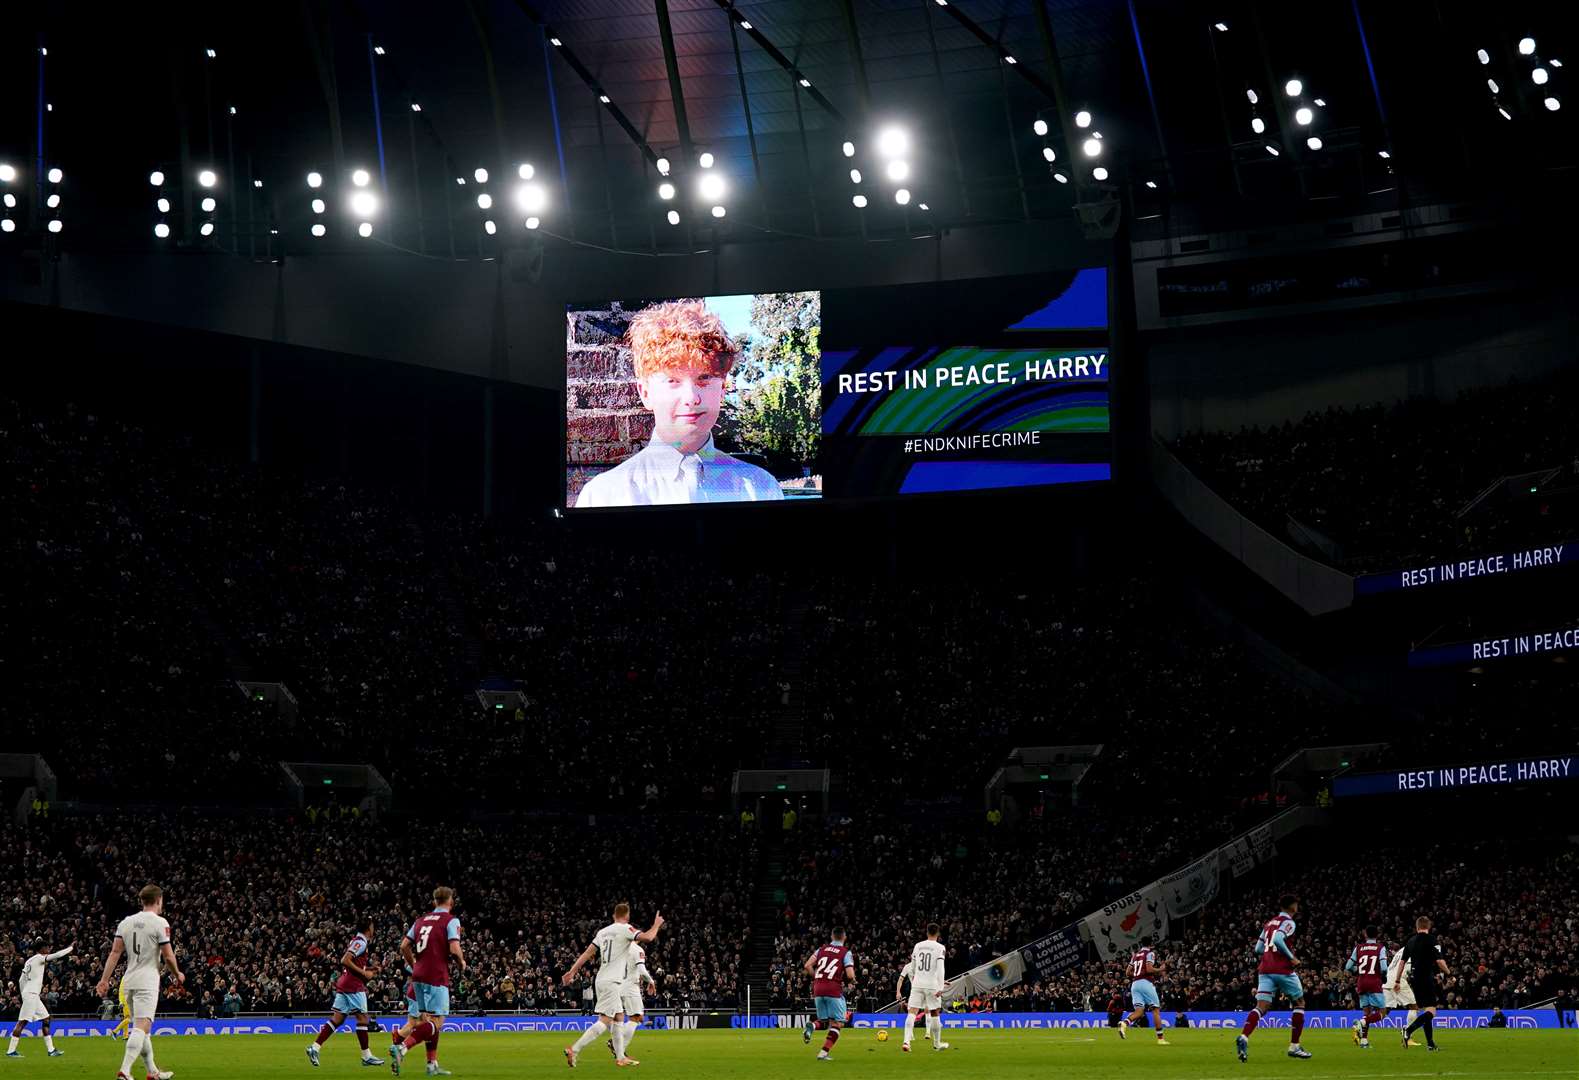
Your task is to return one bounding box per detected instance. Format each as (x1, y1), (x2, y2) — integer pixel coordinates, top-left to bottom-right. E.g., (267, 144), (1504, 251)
(37, 1009), (1567, 1037)
(564, 270), (1109, 508)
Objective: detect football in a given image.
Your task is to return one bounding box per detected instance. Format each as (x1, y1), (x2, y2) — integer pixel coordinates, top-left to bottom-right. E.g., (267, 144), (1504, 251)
(876, 1030), (889, 1043)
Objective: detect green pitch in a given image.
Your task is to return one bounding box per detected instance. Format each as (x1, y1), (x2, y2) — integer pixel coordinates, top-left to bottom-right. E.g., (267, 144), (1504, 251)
(14, 1028), (1577, 1079)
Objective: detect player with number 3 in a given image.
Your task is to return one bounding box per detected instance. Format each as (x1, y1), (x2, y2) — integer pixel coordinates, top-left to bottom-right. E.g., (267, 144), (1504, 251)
(389, 886), (465, 1077)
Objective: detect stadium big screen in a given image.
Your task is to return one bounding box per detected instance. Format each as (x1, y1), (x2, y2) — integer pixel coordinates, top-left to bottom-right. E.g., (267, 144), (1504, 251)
(564, 269), (1109, 508)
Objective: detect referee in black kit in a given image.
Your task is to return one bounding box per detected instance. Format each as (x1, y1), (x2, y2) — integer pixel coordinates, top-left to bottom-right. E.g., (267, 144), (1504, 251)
(1401, 916), (1451, 1050)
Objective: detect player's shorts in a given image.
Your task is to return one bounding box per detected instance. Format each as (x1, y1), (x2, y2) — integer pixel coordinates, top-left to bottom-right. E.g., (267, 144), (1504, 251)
(333, 991), (369, 1015)
(815, 996), (847, 1023)
(405, 988), (422, 1020)
(19, 993), (50, 1023)
(620, 986), (645, 1018)
(907, 987), (943, 1012)
(1383, 982), (1415, 1009)
(1256, 973), (1304, 1001)
(1358, 991), (1386, 1010)
(1130, 979), (1160, 1010)
(594, 975), (626, 1018)
(1408, 976), (1441, 1009)
(123, 985), (160, 1022)
(411, 981), (450, 1017)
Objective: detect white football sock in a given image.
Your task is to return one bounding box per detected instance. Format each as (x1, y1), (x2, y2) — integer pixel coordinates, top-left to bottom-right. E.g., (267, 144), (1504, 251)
(570, 1020), (607, 1053)
(903, 1013), (916, 1045)
(143, 1032), (160, 1073)
(6, 1035), (18, 1053)
(43, 1033), (56, 1052)
(120, 1030), (146, 1077)
(1406, 1009), (1417, 1028)
(623, 1021), (639, 1051)
(612, 1021), (628, 1060)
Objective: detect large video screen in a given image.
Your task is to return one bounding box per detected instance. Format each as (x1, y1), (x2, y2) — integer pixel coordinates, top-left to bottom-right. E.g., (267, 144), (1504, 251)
(565, 269), (1107, 508)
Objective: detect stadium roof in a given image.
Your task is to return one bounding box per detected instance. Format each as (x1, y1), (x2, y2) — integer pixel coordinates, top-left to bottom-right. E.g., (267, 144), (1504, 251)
(3, 1), (1574, 253)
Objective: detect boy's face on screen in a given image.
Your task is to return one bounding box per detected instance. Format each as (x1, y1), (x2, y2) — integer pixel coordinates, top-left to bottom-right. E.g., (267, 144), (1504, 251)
(639, 366), (726, 453)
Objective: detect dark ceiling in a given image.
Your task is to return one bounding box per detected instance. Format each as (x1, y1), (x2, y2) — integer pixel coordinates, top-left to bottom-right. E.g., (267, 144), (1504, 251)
(2, 0), (1573, 257)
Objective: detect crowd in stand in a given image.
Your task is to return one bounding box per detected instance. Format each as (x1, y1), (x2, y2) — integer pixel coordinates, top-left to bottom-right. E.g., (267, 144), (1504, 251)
(0, 812), (751, 1019)
(797, 574), (1349, 817)
(433, 521), (781, 810)
(3, 401), (770, 811)
(6, 394), (1576, 1022)
(1017, 840), (1578, 1014)
(13, 396), (1563, 822)
(4, 397), (1362, 824)
(1170, 372), (1579, 569)
(768, 812), (1124, 1010)
(3, 402), (274, 804)
(6, 807), (1571, 1019)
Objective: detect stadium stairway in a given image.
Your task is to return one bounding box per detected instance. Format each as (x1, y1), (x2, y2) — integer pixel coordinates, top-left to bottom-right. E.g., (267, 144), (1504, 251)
(742, 827), (789, 1011)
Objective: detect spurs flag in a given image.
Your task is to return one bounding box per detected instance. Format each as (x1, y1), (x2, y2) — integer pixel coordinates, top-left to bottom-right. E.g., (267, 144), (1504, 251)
(1083, 884), (1169, 959)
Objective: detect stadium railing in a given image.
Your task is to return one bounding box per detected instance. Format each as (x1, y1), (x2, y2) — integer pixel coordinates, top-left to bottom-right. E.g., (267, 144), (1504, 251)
(1150, 438), (1355, 614)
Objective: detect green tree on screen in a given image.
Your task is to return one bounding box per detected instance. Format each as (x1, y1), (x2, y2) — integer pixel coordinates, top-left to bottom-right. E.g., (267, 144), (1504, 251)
(723, 291), (821, 469)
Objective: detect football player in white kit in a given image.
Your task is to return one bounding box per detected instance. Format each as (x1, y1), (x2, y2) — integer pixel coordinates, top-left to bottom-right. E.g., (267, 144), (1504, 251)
(95, 884), (185, 1080)
(6, 941), (73, 1057)
(895, 924), (950, 1053)
(606, 943), (658, 1064)
(1384, 941), (1422, 1046)
(561, 903), (664, 1068)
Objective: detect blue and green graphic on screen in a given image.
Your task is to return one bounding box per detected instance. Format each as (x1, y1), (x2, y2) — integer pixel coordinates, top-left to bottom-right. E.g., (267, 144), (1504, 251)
(820, 268), (1109, 496)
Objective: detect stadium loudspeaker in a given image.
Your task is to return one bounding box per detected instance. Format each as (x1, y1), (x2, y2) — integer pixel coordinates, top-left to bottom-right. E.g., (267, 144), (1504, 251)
(1075, 193), (1122, 240)
(507, 238), (544, 283)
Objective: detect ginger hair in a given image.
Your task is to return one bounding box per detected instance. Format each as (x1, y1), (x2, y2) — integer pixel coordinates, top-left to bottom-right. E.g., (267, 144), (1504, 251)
(628, 299), (737, 381)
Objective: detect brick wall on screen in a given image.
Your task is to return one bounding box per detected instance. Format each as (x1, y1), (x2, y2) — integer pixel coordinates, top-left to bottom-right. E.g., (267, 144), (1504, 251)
(565, 304), (651, 505)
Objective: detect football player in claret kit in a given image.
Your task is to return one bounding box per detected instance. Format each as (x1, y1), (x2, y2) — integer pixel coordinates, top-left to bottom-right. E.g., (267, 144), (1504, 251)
(7, 940), (72, 1058)
(896, 923), (950, 1053)
(802, 928), (856, 1061)
(1345, 926), (1388, 1048)
(1118, 936), (1169, 1044)
(95, 884), (182, 1080)
(391, 887), (466, 1077)
(306, 916), (384, 1068)
(1236, 894), (1312, 1062)
(561, 903), (664, 1068)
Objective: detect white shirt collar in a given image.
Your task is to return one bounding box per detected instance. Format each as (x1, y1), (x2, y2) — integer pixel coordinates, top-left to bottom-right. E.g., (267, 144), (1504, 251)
(644, 432), (718, 480)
